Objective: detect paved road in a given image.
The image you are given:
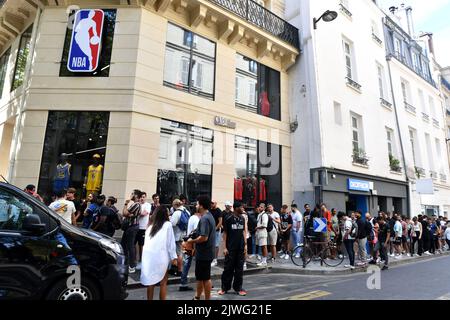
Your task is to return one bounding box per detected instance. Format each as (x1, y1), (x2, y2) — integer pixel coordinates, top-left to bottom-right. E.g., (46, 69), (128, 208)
(126, 254), (450, 300)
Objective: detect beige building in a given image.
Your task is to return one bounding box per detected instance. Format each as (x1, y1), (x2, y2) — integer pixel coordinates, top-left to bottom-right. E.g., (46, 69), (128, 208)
(0, 0), (299, 209)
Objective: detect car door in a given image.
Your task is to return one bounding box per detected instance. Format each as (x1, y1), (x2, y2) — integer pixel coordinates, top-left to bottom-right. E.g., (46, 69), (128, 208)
(0, 187), (56, 299)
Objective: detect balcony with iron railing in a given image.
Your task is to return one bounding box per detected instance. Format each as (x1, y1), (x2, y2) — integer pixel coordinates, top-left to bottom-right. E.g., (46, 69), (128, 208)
(422, 113), (430, 122)
(380, 97), (392, 109)
(433, 118), (440, 127)
(404, 101), (416, 114)
(208, 0), (299, 49)
(440, 174), (447, 183)
(430, 171), (438, 180)
(372, 33), (382, 45)
(339, 3), (352, 19)
(346, 77), (362, 92)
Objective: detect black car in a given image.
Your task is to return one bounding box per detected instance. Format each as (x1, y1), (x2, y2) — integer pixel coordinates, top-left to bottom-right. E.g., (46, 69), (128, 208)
(0, 182), (128, 300)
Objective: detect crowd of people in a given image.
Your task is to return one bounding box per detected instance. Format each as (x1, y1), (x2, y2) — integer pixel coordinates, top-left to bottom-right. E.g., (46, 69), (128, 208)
(24, 183), (450, 300)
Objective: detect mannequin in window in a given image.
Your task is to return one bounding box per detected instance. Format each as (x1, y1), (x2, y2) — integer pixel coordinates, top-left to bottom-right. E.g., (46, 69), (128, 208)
(259, 85), (270, 117)
(259, 178), (267, 202)
(53, 153), (71, 195)
(84, 154), (103, 196)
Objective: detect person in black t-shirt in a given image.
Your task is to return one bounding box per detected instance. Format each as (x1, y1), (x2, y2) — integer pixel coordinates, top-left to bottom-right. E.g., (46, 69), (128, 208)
(218, 202), (248, 297)
(210, 201), (223, 267)
(374, 216), (390, 270)
(91, 194), (115, 237)
(279, 205), (293, 259)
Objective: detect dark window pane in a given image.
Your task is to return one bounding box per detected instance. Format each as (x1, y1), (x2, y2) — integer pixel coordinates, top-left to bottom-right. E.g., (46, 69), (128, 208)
(0, 48), (11, 98)
(60, 9), (116, 77)
(38, 111), (110, 204)
(157, 119), (213, 208)
(11, 25), (33, 91)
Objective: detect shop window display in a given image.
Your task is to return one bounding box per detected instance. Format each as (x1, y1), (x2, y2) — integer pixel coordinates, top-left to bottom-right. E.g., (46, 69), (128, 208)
(157, 120), (213, 209)
(38, 111), (109, 204)
(234, 136), (282, 211)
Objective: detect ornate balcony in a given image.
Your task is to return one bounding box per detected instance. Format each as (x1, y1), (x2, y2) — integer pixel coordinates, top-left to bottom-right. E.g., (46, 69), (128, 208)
(339, 3), (352, 19)
(372, 33), (382, 45)
(380, 98), (392, 109)
(208, 0), (299, 49)
(433, 118), (440, 127)
(422, 113), (430, 122)
(404, 101), (416, 114)
(346, 77), (362, 92)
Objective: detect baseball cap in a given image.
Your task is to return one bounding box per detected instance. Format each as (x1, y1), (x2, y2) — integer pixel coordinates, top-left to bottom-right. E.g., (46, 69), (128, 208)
(225, 201), (233, 207)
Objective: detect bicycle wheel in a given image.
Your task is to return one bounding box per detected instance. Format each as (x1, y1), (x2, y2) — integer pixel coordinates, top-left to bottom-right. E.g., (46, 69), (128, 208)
(291, 245), (312, 267)
(322, 245), (345, 267)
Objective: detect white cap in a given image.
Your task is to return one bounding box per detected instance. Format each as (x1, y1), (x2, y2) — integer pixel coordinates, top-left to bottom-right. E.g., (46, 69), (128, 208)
(225, 201), (233, 207)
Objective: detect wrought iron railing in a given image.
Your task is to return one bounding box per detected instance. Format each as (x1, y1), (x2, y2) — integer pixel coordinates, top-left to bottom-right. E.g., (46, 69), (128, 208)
(440, 174), (447, 182)
(404, 101), (416, 114)
(380, 98), (392, 108)
(433, 118), (439, 127)
(415, 167), (426, 178)
(339, 3), (352, 18)
(208, 0), (299, 49)
(430, 171), (438, 180)
(346, 77), (362, 91)
(422, 113), (429, 122)
(372, 33), (382, 45)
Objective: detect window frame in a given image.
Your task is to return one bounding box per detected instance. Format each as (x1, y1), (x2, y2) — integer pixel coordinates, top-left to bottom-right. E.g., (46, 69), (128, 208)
(163, 23), (217, 101)
(11, 24), (33, 92)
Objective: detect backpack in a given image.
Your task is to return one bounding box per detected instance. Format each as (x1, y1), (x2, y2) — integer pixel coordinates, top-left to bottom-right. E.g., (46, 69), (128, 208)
(176, 208), (190, 232)
(266, 213), (274, 233)
(350, 220), (358, 238)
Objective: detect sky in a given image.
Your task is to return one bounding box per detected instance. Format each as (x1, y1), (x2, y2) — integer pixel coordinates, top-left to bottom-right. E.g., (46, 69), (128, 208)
(378, 0), (450, 67)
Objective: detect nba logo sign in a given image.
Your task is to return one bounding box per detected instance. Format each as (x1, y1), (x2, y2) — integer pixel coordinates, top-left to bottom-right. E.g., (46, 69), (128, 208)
(67, 9), (105, 72)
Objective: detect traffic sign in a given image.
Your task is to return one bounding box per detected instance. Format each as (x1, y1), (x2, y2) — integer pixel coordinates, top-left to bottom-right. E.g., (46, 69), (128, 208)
(313, 218), (327, 233)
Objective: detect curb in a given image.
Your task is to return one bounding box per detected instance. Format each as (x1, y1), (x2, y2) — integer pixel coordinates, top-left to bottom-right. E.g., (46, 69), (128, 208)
(126, 266), (272, 290)
(271, 251), (450, 276)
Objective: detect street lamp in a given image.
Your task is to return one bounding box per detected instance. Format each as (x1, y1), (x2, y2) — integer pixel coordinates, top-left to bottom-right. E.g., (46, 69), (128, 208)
(313, 10), (338, 30)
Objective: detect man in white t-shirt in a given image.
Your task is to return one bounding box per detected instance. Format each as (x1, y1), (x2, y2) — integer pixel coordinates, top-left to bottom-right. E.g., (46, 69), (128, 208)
(343, 212), (356, 269)
(49, 189), (76, 225)
(267, 204), (280, 262)
(256, 203), (269, 267)
(180, 209), (201, 292)
(291, 204), (303, 257)
(444, 222), (450, 251)
(136, 192), (151, 270)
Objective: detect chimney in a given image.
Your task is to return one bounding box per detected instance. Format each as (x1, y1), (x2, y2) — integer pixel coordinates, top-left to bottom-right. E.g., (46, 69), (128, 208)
(427, 33), (435, 56)
(405, 6), (415, 37)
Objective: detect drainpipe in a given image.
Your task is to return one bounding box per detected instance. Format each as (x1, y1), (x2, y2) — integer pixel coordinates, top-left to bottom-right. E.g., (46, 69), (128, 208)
(8, 7), (43, 183)
(386, 55), (411, 217)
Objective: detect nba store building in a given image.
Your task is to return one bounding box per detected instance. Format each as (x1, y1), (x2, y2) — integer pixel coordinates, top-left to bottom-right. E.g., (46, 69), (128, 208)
(0, 0), (300, 209)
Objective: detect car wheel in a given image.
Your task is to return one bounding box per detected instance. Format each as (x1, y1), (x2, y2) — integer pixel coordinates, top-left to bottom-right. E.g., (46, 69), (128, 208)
(46, 277), (101, 300)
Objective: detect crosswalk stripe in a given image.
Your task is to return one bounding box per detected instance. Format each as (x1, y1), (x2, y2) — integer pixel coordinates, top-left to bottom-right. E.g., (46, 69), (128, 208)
(286, 290), (331, 300)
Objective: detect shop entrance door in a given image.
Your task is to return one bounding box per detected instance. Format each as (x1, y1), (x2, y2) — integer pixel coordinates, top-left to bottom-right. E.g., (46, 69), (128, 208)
(346, 194), (368, 217)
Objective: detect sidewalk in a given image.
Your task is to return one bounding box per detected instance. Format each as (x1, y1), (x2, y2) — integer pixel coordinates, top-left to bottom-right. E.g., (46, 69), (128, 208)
(127, 250), (450, 288)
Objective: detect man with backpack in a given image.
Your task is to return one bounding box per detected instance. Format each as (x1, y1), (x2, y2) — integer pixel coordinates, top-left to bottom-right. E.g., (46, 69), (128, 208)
(343, 212), (357, 269)
(91, 194), (117, 237)
(170, 199), (190, 276)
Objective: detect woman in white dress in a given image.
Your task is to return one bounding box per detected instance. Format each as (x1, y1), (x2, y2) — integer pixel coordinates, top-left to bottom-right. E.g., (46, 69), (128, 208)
(140, 205), (177, 300)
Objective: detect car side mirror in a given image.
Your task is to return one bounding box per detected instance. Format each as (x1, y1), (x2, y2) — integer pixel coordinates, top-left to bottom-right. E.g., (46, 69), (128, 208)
(23, 214), (46, 235)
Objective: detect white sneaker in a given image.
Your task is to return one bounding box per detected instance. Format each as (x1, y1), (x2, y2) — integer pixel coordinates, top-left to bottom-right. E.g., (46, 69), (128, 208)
(338, 254), (344, 259)
(344, 265), (352, 269)
(394, 255), (402, 259)
(413, 254), (419, 257)
(280, 254), (286, 259)
(389, 253), (395, 257)
(128, 267), (136, 274)
(295, 254), (301, 259)
(406, 253), (411, 257)
(257, 262), (268, 267)
(136, 262), (142, 270)
(248, 255), (255, 259)
(211, 259), (218, 267)
(284, 254), (289, 260)
(243, 263), (247, 271)
(257, 255), (262, 261)
(425, 251), (432, 255)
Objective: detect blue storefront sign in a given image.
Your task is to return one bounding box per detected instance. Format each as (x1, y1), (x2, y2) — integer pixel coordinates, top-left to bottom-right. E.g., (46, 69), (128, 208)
(348, 179), (371, 192)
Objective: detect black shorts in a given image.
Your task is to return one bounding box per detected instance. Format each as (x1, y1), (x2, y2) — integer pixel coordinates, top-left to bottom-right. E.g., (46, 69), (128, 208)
(135, 229), (146, 246)
(401, 236), (407, 244)
(393, 237), (402, 245)
(281, 231), (291, 241)
(195, 260), (212, 281)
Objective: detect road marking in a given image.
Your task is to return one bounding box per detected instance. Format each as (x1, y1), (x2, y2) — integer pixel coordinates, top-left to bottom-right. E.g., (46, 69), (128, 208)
(286, 290), (331, 300)
(437, 293), (450, 300)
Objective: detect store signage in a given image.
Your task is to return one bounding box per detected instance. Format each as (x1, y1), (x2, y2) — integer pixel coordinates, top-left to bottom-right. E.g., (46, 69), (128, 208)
(68, 9), (105, 72)
(348, 179), (371, 192)
(214, 116), (236, 129)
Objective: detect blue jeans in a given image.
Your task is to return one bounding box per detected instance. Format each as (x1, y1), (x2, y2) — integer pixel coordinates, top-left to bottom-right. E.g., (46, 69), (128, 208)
(251, 233), (256, 255)
(291, 229), (303, 255)
(180, 254), (193, 287)
(344, 239), (356, 266)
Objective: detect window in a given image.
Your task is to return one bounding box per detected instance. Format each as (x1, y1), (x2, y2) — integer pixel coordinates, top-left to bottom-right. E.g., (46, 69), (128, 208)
(38, 111), (110, 203)
(425, 133), (434, 170)
(412, 52), (420, 73)
(401, 81), (409, 102)
(0, 48), (11, 99)
(334, 102), (342, 125)
(428, 96), (436, 118)
(343, 39), (354, 80)
(0, 188), (55, 232)
(11, 24), (33, 91)
(351, 114), (363, 152)
(234, 136), (282, 210)
(422, 59), (429, 79)
(157, 120), (213, 208)
(235, 54), (280, 120)
(418, 89), (427, 114)
(394, 37), (402, 59)
(409, 128), (420, 166)
(386, 129), (394, 156)
(60, 9), (116, 77)
(435, 138), (442, 168)
(377, 63), (386, 99)
(164, 23), (216, 100)
(371, 21), (379, 37)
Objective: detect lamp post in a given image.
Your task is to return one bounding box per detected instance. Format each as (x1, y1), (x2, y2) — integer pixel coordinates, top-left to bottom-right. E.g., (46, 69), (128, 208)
(313, 10), (338, 30)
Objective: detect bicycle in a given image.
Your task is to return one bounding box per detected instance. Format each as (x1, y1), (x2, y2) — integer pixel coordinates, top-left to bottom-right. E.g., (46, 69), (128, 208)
(291, 235), (345, 268)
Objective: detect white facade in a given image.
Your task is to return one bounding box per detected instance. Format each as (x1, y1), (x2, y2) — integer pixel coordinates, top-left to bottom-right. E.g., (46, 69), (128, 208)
(286, 0), (450, 217)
